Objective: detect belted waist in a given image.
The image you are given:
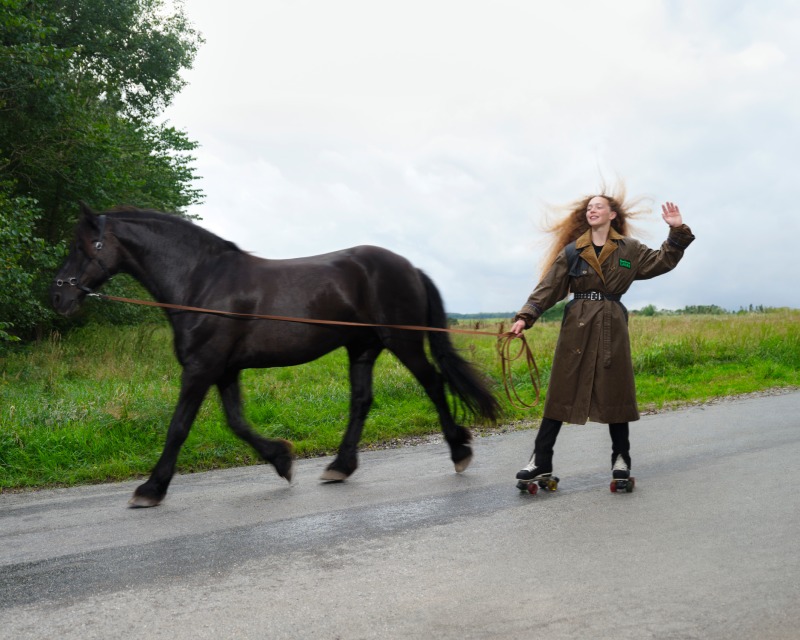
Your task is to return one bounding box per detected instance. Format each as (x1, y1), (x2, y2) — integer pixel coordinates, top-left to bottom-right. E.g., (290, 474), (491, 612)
(572, 291), (621, 368)
(573, 291), (621, 302)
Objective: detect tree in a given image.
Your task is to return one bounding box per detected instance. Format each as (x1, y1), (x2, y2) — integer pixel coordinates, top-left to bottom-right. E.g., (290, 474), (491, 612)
(0, 187), (60, 341)
(0, 0), (204, 342)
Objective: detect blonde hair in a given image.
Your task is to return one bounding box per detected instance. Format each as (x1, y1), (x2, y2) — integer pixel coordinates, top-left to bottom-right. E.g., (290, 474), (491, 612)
(539, 183), (650, 277)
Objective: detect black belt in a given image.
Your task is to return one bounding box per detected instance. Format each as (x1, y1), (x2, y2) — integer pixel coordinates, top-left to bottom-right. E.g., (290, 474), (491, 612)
(573, 291), (621, 302)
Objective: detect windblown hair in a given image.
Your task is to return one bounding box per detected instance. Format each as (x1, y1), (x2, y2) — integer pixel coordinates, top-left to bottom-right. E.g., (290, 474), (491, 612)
(538, 183), (650, 277)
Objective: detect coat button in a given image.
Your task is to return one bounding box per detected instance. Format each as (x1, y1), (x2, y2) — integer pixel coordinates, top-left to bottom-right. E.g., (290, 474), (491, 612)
(579, 322), (585, 327)
(576, 348), (582, 354)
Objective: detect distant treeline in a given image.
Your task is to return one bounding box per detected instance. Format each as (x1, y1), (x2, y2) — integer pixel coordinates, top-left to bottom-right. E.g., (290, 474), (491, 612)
(624, 304), (783, 317)
(449, 303), (789, 323)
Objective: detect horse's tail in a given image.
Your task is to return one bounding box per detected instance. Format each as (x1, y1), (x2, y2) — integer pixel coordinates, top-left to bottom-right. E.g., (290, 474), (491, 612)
(419, 270), (501, 423)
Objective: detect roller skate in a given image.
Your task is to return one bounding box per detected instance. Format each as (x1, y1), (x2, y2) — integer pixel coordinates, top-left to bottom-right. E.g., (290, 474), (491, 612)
(610, 453), (635, 493)
(515, 459), (559, 495)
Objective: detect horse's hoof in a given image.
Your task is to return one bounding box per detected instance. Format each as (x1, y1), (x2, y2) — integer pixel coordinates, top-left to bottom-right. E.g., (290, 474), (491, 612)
(319, 468), (348, 483)
(128, 494), (162, 508)
(454, 454), (473, 473)
(274, 456), (294, 483)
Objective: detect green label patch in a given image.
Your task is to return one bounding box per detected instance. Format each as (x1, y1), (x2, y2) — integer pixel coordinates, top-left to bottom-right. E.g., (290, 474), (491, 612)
(619, 259), (632, 269)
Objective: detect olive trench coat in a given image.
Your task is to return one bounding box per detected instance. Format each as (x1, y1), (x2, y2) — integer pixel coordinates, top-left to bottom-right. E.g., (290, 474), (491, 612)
(514, 224), (695, 425)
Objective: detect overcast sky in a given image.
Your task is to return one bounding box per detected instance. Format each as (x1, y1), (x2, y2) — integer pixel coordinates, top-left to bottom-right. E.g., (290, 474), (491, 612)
(162, 0), (798, 314)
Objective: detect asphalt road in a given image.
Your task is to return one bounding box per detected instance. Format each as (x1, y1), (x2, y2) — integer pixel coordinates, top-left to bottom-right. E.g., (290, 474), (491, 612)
(1, 391), (799, 640)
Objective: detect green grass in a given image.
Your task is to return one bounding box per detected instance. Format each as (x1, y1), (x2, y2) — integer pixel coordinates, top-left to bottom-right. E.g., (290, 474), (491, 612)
(628, 312), (800, 409)
(1, 310), (798, 490)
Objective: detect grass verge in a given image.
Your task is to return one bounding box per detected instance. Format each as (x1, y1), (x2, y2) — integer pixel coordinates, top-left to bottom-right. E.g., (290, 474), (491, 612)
(1, 310), (798, 490)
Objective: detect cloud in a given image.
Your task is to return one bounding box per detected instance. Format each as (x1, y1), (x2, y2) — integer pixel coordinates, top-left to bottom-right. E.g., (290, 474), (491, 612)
(163, 0), (797, 312)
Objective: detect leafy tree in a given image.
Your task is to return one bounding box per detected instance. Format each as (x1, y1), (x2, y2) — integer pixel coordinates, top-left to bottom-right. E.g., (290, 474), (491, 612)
(0, 187), (60, 341)
(0, 0), (204, 342)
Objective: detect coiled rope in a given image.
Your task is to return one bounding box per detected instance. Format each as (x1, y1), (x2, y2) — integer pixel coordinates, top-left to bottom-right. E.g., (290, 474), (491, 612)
(496, 332), (541, 408)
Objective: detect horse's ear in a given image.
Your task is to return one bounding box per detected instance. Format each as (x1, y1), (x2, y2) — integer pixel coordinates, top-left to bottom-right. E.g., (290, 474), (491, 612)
(79, 201), (95, 220)
(78, 201), (103, 232)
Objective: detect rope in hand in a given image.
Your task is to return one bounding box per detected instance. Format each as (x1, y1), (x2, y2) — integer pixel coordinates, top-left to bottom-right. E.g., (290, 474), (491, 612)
(91, 292), (541, 409)
(496, 332), (541, 409)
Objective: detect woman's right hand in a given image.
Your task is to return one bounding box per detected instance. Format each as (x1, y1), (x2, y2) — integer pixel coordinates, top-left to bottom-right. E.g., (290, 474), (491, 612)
(510, 319), (527, 336)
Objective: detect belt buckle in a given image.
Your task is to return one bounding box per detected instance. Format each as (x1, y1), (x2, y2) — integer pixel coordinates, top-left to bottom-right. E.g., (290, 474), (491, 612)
(590, 291), (601, 301)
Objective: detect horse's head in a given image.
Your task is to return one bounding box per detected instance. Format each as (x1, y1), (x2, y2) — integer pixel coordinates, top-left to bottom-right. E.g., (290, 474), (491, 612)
(51, 202), (121, 317)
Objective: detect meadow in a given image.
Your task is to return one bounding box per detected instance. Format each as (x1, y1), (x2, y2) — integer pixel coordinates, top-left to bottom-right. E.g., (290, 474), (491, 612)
(1, 309), (798, 490)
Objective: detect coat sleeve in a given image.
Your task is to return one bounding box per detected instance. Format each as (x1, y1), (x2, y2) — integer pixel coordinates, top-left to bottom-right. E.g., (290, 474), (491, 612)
(513, 249), (571, 328)
(635, 224), (696, 281)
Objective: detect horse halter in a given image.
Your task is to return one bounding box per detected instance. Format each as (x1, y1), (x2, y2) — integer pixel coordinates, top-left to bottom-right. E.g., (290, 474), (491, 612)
(54, 214), (110, 294)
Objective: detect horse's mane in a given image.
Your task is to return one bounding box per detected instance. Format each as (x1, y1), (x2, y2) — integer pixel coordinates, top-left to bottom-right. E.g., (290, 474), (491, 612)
(105, 207), (242, 255)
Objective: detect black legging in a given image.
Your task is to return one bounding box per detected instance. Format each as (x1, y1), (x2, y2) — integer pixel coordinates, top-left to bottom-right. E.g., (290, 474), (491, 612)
(533, 418), (630, 467)
(609, 422), (630, 463)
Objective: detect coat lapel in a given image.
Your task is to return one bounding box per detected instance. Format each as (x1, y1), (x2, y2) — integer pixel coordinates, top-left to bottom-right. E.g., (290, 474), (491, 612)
(575, 228), (624, 286)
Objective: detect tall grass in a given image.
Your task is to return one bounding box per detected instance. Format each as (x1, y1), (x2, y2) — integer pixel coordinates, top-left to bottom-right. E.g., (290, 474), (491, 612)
(1, 310), (798, 490)
(628, 311), (800, 407)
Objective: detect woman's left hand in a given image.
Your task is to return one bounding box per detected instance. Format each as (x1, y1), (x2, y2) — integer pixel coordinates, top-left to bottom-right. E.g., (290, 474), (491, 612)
(661, 202), (683, 227)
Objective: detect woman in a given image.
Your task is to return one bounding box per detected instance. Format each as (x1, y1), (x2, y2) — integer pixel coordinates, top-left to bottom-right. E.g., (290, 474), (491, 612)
(510, 190), (695, 485)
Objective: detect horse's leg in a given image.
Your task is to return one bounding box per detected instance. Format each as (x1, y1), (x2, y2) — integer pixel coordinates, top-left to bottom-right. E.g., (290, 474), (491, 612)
(320, 344), (381, 482)
(390, 342), (473, 472)
(216, 371), (294, 482)
(129, 369), (211, 508)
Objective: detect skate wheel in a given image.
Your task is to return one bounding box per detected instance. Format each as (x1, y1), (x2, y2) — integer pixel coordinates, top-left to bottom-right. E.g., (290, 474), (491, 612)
(610, 480), (618, 493)
(546, 479), (558, 491)
(527, 483), (539, 495)
(516, 481), (527, 491)
(626, 477), (635, 493)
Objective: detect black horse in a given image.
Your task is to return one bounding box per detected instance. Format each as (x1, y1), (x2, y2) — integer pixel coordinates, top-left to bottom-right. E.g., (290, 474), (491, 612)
(51, 203), (500, 507)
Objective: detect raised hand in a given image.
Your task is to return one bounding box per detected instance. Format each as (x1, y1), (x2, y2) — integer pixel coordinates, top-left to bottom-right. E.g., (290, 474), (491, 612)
(661, 201), (683, 228)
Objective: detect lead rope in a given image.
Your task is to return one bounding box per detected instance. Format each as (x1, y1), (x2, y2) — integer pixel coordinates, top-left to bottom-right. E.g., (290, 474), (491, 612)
(496, 331), (541, 409)
(90, 292), (540, 408)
